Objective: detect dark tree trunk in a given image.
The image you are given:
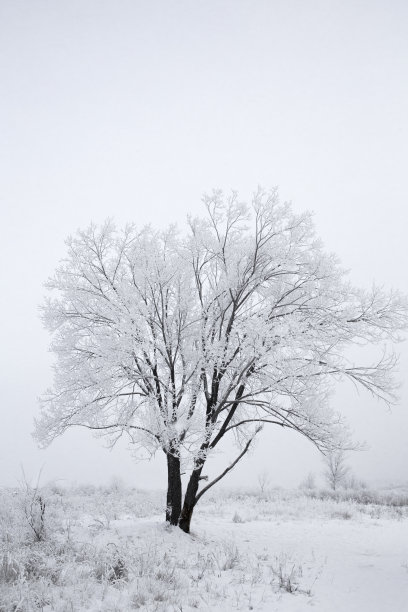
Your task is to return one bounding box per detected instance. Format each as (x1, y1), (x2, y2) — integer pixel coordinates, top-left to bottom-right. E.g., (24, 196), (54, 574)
(166, 452), (182, 525)
(178, 466), (203, 533)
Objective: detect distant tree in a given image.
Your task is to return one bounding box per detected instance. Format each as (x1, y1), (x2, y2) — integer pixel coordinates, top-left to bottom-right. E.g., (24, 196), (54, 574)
(323, 450), (350, 491)
(343, 473), (367, 491)
(35, 188), (407, 532)
(300, 472), (316, 491)
(257, 470), (271, 494)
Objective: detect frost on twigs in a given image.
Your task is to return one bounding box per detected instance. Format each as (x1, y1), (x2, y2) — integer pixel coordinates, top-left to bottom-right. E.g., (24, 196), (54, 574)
(35, 188), (408, 524)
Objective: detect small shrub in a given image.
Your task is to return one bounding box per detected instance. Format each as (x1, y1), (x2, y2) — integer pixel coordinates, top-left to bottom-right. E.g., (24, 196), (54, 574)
(93, 546), (128, 583)
(219, 541), (240, 571)
(19, 471), (47, 542)
(0, 553), (20, 584)
(131, 589), (147, 609)
(232, 511), (244, 523)
(108, 476), (125, 494)
(270, 554), (309, 595)
(155, 559), (180, 589)
(331, 510), (353, 520)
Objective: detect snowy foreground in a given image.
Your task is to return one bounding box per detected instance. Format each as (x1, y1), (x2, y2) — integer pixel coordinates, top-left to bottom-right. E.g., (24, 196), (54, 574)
(1, 485), (408, 611)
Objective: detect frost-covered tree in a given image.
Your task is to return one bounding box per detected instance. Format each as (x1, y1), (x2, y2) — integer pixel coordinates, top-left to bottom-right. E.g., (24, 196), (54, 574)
(323, 450), (350, 491)
(35, 189), (407, 532)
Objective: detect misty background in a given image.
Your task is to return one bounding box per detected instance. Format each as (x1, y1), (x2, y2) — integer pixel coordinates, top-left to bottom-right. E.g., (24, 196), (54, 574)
(1, 0), (407, 491)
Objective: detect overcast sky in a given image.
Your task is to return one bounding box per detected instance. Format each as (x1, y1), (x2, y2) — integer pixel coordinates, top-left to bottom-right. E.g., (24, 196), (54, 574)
(1, 0), (407, 490)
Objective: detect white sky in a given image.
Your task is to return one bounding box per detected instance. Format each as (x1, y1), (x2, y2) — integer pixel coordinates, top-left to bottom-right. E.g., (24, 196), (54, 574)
(1, 0), (407, 490)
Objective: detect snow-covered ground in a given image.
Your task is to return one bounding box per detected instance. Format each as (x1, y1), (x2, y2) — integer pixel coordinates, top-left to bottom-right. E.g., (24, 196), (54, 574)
(1, 485), (407, 611)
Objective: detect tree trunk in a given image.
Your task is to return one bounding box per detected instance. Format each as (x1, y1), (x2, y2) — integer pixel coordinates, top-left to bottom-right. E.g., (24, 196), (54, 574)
(166, 452), (182, 525)
(178, 467), (202, 533)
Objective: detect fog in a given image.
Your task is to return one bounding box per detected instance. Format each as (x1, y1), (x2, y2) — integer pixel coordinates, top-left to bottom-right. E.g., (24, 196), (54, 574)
(1, 0), (407, 490)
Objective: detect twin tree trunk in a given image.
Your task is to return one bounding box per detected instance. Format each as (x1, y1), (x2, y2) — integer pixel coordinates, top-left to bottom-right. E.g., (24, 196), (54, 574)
(166, 451), (203, 533)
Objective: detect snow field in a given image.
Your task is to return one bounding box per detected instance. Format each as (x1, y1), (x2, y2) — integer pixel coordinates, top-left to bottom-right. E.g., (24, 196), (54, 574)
(1, 485), (407, 611)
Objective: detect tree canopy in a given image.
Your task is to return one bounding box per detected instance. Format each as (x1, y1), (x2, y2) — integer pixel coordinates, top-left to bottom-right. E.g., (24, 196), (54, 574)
(36, 189), (407, 531)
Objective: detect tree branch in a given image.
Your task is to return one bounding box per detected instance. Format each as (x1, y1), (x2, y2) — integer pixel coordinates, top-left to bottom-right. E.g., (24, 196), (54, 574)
(195, 436), (256, 503)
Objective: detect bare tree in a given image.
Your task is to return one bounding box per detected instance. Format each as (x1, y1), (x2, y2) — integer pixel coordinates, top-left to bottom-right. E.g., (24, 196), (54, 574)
(35, 188), (408, 532)
(300, 472), (316, 491)
(323, 450), (350, 491)
(257, 470), (271, 495)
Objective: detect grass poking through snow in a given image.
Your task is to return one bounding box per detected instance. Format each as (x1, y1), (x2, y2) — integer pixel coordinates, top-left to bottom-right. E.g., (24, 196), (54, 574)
(1, 483), (408, 611)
